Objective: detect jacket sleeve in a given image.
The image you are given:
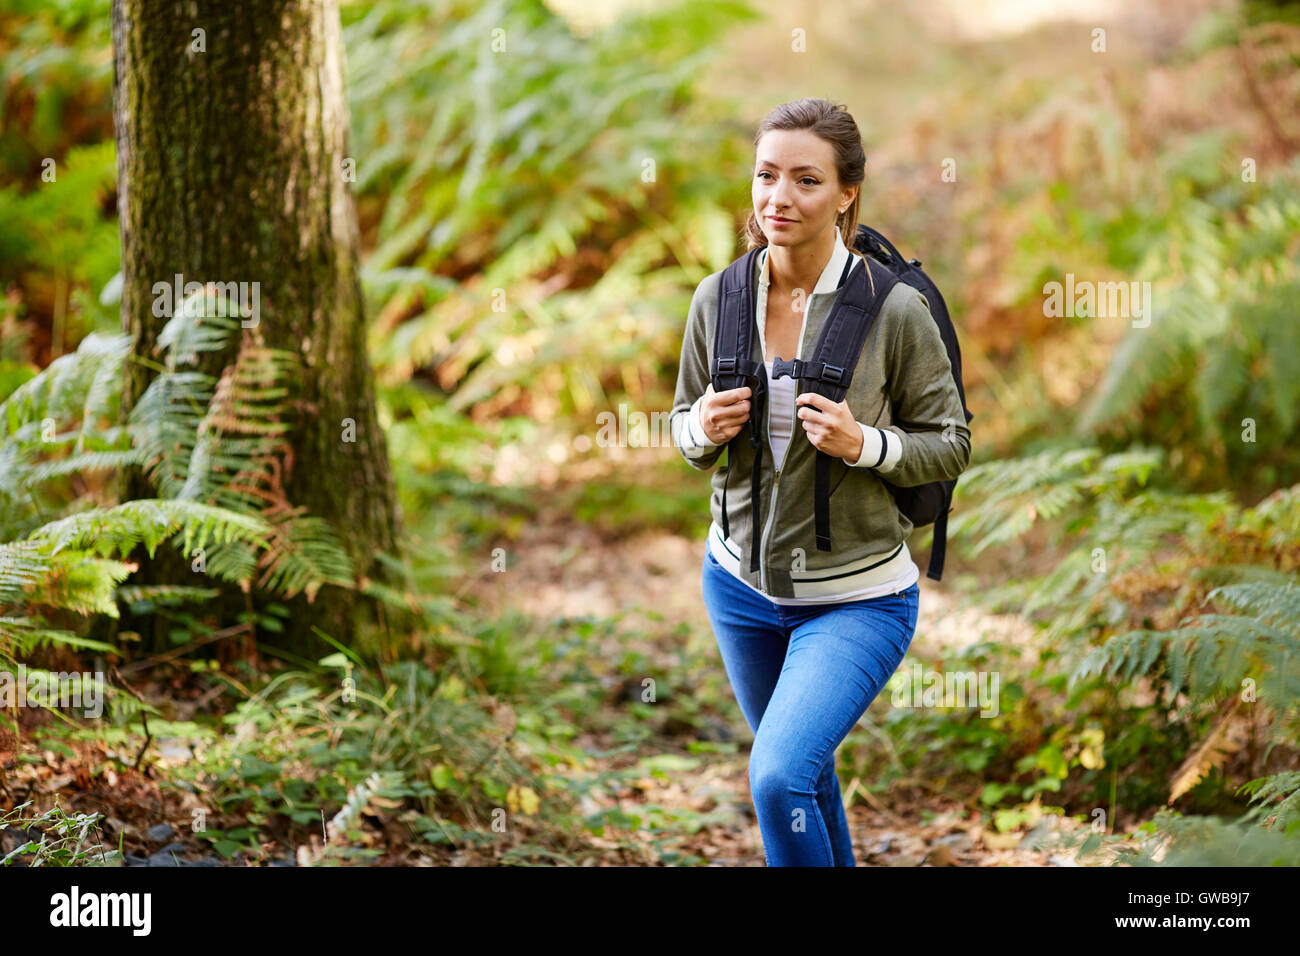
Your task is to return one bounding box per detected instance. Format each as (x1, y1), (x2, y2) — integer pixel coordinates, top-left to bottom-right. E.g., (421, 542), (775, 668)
(670, 277), (726, 471)
(875, 285), (971, 487)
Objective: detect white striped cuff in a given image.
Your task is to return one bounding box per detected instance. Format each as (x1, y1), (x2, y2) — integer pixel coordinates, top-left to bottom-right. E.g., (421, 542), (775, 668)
(845, 422), (903, 473)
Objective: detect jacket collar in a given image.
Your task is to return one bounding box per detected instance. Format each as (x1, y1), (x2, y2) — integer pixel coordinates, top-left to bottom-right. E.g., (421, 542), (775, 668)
(758, 227), (853, 296)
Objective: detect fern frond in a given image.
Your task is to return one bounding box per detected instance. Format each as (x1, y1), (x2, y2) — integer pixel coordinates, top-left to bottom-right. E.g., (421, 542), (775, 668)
(178, 345), (298, 511)
(0, 331), (132, 438)
(155, 296), (243, 368)
(24, 448), (144, 485)
(0, 616), (114, 659)
(196, 541), (261, 584)
(0, 540), (47, 606)
(1125, 809), (1300, 866)
(1205, 579), (1300, 632)
(1167, 697), (1250, 804)
(38, 554), (136, 617)
(78, 332), (131, 444)
(114, 584), (222, 608)
(1073, 577), (1300, 704)
(256, 514), (355, 601)
(1077, 168), (1300, 464)
(1238, 770), (1300, 830)
(127, 370), (215, 498)
(949, 445), (1164, 555)
(27, 499), (270, 561)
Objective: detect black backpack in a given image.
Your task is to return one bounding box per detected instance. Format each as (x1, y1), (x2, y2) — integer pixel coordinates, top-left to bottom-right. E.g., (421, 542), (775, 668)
(710, 223), (973, 581)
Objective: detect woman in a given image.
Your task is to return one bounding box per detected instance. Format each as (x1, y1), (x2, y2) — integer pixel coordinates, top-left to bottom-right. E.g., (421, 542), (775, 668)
(670, 98), (972, 866)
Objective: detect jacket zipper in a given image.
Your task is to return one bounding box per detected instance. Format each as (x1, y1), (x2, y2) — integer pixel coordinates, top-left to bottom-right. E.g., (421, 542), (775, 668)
(759, 400), (793, 592)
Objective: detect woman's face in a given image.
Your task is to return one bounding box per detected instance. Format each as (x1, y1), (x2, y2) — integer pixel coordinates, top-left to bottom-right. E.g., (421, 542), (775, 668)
(752, 128), (857, 249)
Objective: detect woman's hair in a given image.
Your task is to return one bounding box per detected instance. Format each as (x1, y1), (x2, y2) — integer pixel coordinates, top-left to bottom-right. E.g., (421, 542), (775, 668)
(742, 98), (866, 255)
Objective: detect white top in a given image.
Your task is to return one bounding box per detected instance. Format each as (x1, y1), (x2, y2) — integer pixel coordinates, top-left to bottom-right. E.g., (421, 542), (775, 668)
(702, 229), (919, 604)
(762, 359), (797, 466)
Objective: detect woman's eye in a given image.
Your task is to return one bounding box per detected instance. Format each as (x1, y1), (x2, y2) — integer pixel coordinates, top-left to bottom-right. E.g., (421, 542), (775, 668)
(756, 171), (819, 186)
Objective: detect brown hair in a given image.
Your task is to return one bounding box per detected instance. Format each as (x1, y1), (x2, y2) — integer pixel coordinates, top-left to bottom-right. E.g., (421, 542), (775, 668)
(742, 98), (866, 255)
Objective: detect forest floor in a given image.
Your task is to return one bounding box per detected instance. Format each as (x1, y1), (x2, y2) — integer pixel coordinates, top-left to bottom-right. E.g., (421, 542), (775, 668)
(456, 498), (1096, 867)
(2, 496), (1098, 867)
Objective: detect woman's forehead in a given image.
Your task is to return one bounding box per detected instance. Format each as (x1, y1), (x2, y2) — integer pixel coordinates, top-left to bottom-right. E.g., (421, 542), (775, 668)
(755, 129), (834, 167)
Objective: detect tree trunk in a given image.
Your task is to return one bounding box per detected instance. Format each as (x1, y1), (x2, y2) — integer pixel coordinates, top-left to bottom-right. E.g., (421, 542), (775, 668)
(110, 0), (413, 656)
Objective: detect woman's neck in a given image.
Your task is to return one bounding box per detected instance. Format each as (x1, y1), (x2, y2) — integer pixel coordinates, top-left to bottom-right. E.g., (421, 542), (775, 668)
(766, 229), (836, 297)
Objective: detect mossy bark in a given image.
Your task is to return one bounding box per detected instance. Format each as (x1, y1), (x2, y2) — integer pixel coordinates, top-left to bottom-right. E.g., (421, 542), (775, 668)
(109, 0), (414, 657)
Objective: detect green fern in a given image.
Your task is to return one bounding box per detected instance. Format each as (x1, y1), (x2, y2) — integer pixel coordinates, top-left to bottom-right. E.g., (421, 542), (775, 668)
(0, 615), (116, 660)
(949, 443), (1165, 558)
(1073, 575), (1300, 705)
(1238, 770), (1300, 831)
(950, 444), (1248, 631)
(1123, 809), (1300, 866)
(31, 498), (269, 560)
(344, 0), (754, 416)
(0, 500), (272, 631)
(254, 515), (354, 603)
(0, 331), (138, 540)
(0, 277), (362, 668)
(128, 292), (243, 500)
(1077, 160), (1300, 480)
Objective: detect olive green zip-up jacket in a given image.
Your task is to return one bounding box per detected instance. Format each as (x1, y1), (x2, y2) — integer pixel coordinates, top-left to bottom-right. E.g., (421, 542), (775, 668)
(670, 238), (972, 599)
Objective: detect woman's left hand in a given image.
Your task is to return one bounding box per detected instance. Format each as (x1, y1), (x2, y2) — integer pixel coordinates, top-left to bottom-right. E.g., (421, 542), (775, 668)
(796, 393), (863, 461)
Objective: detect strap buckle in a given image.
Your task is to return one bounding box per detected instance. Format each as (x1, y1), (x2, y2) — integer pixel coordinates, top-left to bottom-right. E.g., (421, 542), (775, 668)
(770, 357), (801, 381)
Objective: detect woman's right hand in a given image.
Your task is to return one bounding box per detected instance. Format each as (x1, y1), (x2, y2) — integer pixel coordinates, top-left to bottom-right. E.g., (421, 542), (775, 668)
(700, 383), (752, 444)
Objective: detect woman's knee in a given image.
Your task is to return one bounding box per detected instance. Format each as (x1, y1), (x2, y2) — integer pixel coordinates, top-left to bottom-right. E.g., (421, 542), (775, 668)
(748, 739), (819, 802)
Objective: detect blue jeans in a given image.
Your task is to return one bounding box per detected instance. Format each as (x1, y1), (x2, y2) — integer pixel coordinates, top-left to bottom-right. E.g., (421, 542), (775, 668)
(700, 546), (920, 866)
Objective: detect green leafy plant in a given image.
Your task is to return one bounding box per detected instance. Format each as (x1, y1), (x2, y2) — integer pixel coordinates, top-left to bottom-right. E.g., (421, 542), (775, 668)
(343, 0), (755, 424)
(0, 286), (355, 678)
(947, 444), (1299, 857)
(0, 800), (121, 866)
(1077, 158), (1300, 493)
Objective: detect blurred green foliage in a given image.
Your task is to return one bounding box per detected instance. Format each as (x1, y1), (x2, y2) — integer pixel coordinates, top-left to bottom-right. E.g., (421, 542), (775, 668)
(1, 0), (1298, 866)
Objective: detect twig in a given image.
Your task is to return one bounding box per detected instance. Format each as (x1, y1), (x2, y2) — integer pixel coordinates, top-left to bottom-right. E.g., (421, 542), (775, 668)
(843, 776), (905, 825)
(108, 664), (152, 772)
(118, 622), (252, 676)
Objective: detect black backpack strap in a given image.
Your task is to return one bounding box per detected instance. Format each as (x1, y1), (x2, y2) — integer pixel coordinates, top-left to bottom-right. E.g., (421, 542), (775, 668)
(811, 254), (859, 552)
(712, 248), (764, 391)
(855, 224), (913, 271)
(713, 249), (767, 572)
(927, 502), (948, 581)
